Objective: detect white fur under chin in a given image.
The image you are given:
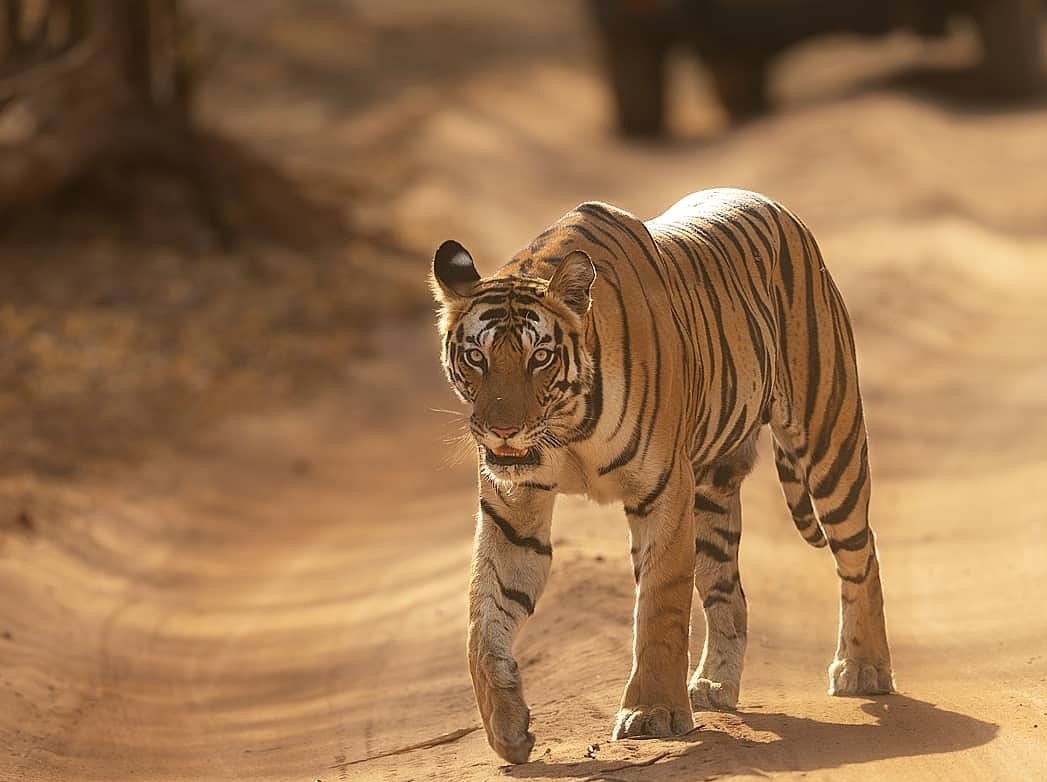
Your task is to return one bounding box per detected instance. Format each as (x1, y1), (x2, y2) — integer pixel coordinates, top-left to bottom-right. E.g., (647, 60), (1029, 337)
(481, 462), (536, 489)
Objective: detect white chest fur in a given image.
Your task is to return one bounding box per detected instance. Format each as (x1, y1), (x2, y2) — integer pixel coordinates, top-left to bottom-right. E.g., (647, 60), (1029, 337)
(550, 441), (634, 506)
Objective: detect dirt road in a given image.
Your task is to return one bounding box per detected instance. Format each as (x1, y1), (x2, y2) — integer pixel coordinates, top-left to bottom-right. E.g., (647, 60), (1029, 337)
(2, 3), (1047, 780)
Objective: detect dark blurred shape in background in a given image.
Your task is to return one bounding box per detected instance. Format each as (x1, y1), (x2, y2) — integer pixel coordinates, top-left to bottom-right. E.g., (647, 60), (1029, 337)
(0, 4), (1044, 484)
(0, 0), (1043, 482)
(0, 1), (422, 475)
(589, 0), (1046, 135)
(0, 0), (194, 211)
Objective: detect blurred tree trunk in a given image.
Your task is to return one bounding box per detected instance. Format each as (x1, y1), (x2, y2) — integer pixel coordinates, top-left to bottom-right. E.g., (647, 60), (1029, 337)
(0, 0), (194, 212)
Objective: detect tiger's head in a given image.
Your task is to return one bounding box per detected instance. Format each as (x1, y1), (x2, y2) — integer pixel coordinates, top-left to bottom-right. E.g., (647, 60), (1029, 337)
(430, 240), (597, 483)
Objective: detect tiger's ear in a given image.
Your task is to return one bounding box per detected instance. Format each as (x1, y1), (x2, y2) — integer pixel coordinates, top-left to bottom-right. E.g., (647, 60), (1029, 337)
(431, 240), (481, 305)
(547, 250), (595, 316)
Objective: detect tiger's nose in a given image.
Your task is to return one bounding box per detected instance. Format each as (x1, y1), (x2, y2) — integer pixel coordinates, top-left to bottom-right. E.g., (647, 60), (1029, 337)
(490, 425), (521, 439)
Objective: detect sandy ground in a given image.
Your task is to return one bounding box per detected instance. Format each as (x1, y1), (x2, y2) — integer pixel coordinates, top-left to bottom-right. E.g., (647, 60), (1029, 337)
(2, 2), (1047, 781)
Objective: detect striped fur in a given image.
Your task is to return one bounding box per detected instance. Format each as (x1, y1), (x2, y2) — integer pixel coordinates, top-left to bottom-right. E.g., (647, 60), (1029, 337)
(431, 188), (894, 764)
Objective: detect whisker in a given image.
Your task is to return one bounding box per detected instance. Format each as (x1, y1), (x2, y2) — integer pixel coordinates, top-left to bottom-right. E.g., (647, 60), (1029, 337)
(437, 417), (470, 445)
(441, 432), (479, 469)
(430, 407), (466, 417)
(441, 430), (470, 447)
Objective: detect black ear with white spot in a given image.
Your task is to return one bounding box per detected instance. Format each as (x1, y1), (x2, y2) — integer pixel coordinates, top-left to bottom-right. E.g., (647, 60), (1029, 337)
(431, 240), (481, 303)
(547, 250), (595, 316)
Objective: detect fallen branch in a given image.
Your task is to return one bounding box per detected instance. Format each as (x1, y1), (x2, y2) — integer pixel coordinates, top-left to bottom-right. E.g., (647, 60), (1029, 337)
(581, 751), (672, 781)
(329, 726), (481, 769)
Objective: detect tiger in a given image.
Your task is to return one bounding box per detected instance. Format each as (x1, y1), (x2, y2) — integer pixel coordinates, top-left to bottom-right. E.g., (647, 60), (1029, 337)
(429, 187), (894, 764)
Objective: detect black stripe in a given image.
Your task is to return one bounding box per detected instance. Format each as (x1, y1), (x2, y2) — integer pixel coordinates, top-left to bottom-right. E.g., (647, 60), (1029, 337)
(598, 368), (648, 475)
(639, 305), (665, 465)
(801, 234), (822, 438)
(712, 465), (735, 491)
(492, 601), (515, 622)
(623, 456), (675, 517)
(701, 573), (739, 607)
(654, 234), (701, 388)
(570, 334), (603, 441)
(602, 268), (633, 438)
(774, 446), (800, 483)
(507, 293), (542, 307)
(790, 491), (815, 524)
(711, 575), (738, 592)
(811, 414), (865, 499)
(694, 492), (728, 515)
(816, 445), (869, 526)
(480, 499), (552, 556)
(803, 527), (828, 547)
(736, 207), (776, 282)
(712, 526), (741, 544)
(493, 570), (535, 614)
(839, 550), (876, 584)
(828, 526), (870, 554)
(775, 209), (796, 306)
(773, 294), (794, 404)
(719, 405), (749, 454)
(807, 329), (854, 471)
(580, 209), (692, 469)
(472, 294), (509, 305)
(518, 481), (556, 491)
(695, 539), (731, 563)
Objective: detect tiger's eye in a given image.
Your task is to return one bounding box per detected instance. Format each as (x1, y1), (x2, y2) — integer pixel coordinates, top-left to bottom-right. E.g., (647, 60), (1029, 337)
(530, 348), (554, 370)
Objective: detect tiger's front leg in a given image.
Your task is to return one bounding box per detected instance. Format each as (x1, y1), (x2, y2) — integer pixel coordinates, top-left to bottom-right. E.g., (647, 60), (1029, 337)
(467, 476), (555, 764)
(613, 465), (696, 740)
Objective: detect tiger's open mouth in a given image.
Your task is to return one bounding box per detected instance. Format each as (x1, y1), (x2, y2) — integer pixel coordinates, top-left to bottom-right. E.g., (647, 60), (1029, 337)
(484, 446), (541, 467)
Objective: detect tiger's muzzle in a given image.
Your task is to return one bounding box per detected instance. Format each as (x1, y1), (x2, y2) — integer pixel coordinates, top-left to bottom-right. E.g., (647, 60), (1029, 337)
(479, 424), (543, 472)
(484, 446), (542, 468)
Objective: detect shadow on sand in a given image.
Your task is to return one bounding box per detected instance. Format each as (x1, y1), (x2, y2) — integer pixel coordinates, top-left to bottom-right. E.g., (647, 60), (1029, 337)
(508, 695), (998, 780)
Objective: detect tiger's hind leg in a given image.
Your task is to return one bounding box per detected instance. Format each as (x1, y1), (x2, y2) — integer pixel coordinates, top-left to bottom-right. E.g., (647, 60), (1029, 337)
(773, 440), (826, 548)
(773, 418), (894, 696)
(688, 434), (756, 711)
(812, 435), (894, 695)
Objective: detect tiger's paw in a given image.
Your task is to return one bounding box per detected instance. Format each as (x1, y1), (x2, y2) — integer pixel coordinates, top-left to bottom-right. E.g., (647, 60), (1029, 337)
(612, 704), (693, 740)
(480, 694), (534, 764)
(474, 653), (535, 764)
(828, 658), (895, 696)
(688, 677), (739, 711)
(488, 723), (535, 765)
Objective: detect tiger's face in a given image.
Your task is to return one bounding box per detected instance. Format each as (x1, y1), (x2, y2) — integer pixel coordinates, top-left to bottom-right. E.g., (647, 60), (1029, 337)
(431, 240), (596, 482)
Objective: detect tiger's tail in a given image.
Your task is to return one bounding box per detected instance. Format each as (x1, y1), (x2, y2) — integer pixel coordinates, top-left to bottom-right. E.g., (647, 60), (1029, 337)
(772, 439), (827, 548)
